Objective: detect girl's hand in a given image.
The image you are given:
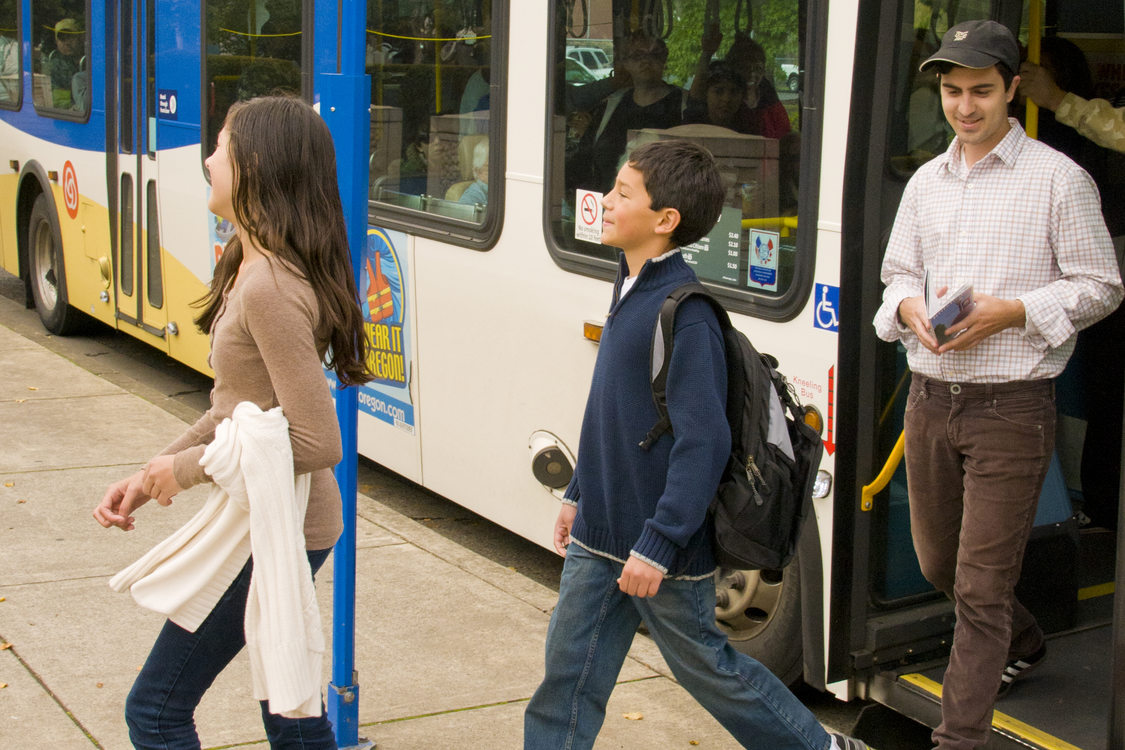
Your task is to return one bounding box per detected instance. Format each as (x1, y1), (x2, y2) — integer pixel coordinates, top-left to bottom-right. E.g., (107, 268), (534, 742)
(141, 455), (184, 506)
(93, 470), (149, 531)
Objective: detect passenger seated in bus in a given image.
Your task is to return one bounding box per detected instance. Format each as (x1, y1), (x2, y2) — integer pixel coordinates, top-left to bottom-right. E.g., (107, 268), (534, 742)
(46, 18), (83, 108)
(566, 33), (684, 195)
(456, 140), (489, 206)
(723, 33), (791, 139)
(1017, 36), (1125, 530)
(525, 138), (873, 750)
(682, 62), (754, 132)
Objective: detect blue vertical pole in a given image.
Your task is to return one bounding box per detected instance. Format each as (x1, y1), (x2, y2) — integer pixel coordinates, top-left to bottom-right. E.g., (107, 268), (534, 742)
(320, 0), (370, 747)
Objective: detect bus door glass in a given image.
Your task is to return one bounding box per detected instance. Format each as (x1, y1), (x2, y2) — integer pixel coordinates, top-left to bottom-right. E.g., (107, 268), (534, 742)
(113, 0), (166, 342)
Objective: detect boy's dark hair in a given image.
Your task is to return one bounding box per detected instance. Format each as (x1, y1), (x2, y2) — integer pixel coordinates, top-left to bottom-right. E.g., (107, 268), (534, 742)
(933, 60), (1016, 90)
(627, 140), (724, 247)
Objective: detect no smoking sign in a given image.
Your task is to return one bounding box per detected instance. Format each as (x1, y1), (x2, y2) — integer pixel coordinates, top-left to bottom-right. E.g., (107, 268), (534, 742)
(574, 189), (602, 244)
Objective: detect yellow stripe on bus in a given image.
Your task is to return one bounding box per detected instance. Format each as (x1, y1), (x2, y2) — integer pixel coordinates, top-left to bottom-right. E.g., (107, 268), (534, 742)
(1077, 582), (1114, 601)
(899, 674), (1083, 750)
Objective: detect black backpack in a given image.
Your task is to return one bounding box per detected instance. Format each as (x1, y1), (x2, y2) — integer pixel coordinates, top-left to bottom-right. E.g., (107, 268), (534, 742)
(640, 282), (824, 571)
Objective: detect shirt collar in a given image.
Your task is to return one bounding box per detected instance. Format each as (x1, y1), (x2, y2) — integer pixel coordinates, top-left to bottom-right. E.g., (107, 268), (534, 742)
(943, 117), (1026, 177)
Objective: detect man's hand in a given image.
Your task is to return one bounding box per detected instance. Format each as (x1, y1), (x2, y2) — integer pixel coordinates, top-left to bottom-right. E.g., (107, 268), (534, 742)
(1019, 62), (1065, 112)
(618, 555), (663, 598)
(553, 503), (578, 556)
(938, 294), (1025, 353)
(93, 470), (149, 531)
(897, 295), (941, 353)
(141, 455), (184, 506)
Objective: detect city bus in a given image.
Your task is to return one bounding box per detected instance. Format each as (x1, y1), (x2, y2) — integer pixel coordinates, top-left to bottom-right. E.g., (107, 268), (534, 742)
(0, 0), (1122, 746)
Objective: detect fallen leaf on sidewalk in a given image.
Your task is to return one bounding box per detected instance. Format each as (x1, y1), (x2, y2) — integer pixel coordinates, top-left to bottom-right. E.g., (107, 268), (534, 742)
(27, 386), (38, 391)
(0, 683), (7, 689)
(3, 482), (12, 487)
(17, 499), (26, 504)
(1, 642), (12, 650)
(96, 682), (104, 688)
(0, 597), (5, 602)
(622, 712), (643, 721)
(690, 741), (700, 746)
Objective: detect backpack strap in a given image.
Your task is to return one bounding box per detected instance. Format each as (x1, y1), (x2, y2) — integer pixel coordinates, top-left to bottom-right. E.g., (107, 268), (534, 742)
(640, 282), (731, 450)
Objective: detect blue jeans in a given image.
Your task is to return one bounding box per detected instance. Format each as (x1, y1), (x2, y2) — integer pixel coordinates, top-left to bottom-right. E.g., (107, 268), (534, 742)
(125, 548), (336, 750)
(524, 544), (830, 750)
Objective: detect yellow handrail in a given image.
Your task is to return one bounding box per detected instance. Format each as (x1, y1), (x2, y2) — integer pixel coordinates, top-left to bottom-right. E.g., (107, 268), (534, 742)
(1026, 0), (1042, 139)
(742, 216), (798, 230)
(860, 430), (905, 511)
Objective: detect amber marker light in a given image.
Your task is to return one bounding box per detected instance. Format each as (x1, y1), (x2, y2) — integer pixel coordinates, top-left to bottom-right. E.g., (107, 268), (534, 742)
(583, 320), (604, 343)
(803, 405), (824, 435)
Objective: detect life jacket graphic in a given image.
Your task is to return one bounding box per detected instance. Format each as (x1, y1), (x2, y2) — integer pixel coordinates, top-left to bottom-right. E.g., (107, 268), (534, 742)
(366, 252), (395, 324)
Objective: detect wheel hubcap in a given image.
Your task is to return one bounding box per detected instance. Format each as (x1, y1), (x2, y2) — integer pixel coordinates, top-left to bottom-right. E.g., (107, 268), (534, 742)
(714, 568), (784, 641)
(32, 220), (58, 309)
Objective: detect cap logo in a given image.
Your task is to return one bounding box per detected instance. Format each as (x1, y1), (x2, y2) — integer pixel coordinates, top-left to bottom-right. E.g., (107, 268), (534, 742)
(954, 30), (968, 41)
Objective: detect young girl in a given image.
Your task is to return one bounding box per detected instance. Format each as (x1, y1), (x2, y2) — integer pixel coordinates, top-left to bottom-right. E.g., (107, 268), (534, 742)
(93, 95), (371, 749)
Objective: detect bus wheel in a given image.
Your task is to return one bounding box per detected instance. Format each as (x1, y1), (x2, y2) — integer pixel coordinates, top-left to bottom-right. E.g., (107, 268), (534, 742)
(715, 553), (802, 685)
(27, 194), (82, 335)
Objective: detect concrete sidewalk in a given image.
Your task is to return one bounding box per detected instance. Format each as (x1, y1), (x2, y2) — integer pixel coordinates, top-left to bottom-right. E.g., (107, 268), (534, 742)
(0, 308), (752, 749)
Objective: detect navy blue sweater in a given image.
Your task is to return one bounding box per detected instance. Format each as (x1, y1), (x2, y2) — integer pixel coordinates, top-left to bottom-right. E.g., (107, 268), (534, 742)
(566, 251), (730, 577)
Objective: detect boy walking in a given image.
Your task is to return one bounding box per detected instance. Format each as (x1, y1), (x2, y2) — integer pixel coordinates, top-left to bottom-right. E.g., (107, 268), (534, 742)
(524, 140), (867, 750)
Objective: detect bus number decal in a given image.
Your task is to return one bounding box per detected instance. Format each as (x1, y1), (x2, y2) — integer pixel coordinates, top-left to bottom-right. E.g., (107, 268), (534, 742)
(62, 161), (79, 219)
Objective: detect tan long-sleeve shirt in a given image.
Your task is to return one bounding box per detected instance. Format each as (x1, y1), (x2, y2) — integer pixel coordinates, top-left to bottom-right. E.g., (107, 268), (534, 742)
(162, 256), (343, 550)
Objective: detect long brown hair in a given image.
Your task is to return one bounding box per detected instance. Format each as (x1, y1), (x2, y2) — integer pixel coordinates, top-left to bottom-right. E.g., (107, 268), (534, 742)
(195, 96), (372, 386)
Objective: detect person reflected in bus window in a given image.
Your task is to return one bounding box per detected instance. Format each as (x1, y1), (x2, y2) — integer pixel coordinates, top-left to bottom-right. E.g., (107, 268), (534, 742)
(94, 96), (373, 750)
(457, 140), (489, 206)
(873, 21), (1122, 750)
(47, 18), (83, 108)
(1018, 36), (1125, 531)
(525, 139), (874, 750)
(566, 33), (684, 195)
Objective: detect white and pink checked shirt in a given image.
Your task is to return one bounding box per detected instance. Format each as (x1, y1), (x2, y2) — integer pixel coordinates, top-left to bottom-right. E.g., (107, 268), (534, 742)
(874, 119), (1123, 383)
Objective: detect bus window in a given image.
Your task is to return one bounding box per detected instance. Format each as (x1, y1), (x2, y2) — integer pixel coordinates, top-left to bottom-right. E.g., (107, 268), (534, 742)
(0, 0), (19, 108)
(548, 0), (805, 301)
(203, 0), (305, 156)
(366, 1), (498, 230)
(31, 2), (89, 117)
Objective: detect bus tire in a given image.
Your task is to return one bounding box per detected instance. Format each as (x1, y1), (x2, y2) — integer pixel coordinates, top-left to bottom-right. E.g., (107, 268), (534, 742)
(27, 194), (82, 335)
(715, 552), (803, 685)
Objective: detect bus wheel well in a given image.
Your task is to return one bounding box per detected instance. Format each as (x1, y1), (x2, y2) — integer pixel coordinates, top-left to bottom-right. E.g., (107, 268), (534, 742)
(715, 511), (824, 688)
(15, 175), (47, 309)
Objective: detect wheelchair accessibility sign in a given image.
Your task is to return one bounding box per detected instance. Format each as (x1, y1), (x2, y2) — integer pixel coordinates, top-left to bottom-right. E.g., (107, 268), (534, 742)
(814, 284), (839, 332)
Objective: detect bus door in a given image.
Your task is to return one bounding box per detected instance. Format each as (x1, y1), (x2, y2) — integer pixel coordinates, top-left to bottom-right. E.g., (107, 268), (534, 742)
(110, 0), (166, 344)
(842, 0), (1125, 747)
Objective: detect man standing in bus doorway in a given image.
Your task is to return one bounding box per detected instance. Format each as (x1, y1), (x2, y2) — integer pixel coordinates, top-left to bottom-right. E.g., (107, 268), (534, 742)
(873, 20), (1122, 750)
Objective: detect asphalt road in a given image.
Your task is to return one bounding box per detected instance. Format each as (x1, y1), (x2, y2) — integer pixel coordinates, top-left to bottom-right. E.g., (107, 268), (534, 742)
(1, 268), (931, 746)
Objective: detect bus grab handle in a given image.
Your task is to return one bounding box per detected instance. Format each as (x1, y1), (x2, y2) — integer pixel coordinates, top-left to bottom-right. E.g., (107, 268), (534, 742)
(860, 430), (905, 512)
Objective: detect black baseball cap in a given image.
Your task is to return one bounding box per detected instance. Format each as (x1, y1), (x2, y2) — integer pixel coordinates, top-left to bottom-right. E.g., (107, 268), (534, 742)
(919, 20), (1020, 74)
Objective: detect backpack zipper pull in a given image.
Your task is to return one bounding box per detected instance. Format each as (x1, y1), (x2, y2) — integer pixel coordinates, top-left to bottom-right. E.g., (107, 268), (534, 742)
(746, 455), (769, 505)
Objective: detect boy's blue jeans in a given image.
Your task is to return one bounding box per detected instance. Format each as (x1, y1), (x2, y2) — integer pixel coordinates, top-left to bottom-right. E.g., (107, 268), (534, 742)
(125, 548), (336, 750)
(524, 543), (830, 750)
